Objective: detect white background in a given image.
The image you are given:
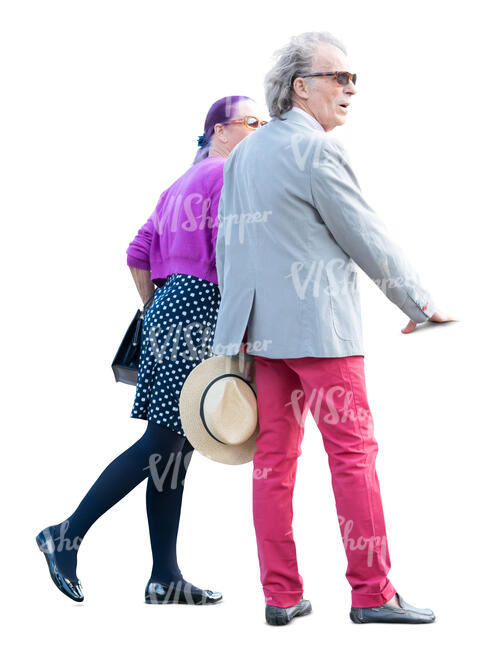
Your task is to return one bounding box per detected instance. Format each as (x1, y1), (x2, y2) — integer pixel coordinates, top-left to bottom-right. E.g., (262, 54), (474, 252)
(1, 1), (495, 648)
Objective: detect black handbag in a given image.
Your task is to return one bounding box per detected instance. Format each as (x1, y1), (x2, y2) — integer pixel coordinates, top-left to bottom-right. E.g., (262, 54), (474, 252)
(111, 294), (154, 386)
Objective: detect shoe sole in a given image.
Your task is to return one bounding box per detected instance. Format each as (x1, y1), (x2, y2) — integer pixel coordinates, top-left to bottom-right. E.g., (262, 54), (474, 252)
(144, 596), (223, 605)
(350, 611), (435, 624)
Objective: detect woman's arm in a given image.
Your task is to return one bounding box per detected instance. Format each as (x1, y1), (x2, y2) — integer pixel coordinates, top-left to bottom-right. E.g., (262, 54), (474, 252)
(126, 196), (165, 306)
(129, 266), (155, 305)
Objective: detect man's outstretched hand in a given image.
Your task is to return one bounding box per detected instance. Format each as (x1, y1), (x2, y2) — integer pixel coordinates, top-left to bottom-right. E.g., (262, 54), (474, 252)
(402, 311), (458, 334)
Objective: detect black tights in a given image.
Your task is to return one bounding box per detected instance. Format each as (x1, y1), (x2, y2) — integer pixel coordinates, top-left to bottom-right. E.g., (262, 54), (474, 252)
(52, 421), (193, 581)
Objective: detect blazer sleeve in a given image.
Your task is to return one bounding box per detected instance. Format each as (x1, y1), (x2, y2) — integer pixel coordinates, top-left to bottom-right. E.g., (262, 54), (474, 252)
(310, 139), (436, 323)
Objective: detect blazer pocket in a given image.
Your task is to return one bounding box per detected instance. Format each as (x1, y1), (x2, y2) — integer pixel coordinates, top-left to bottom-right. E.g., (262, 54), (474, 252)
(325, 265), (356, 342)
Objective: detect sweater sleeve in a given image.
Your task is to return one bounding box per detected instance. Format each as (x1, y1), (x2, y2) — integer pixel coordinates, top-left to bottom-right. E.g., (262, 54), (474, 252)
(215, 190), (225, 294)
(126, 216), (154, 270)
(126, 192), (165, 269)
(209, 170), (224, 255)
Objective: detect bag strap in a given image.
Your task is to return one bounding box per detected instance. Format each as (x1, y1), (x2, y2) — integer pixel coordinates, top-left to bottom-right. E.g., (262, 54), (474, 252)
(143, 292), (155, 313)
(132, 291), (154, 346)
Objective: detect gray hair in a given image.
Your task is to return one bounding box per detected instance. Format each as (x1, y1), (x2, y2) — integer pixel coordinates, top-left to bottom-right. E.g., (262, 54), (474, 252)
(264, 31), (347, 119)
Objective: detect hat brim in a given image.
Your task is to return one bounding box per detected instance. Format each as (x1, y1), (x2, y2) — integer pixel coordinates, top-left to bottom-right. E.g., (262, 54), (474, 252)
(179, 355), (258, 465)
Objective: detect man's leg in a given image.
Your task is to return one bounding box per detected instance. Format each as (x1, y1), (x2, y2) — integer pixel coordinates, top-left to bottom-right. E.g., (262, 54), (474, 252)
(287, 355), (396, 608)
(253, 355), (309, 608)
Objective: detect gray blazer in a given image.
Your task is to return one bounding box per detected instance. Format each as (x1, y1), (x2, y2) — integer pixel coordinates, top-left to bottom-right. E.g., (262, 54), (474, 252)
(212, 109), (435, 359)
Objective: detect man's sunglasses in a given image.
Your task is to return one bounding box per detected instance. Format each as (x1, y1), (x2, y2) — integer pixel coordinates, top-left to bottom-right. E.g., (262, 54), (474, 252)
(224, 115), (268, 130)
(295, 71), (357, 86)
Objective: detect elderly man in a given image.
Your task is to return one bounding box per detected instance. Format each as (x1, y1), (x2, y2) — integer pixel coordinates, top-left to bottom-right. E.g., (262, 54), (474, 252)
(213, 31), (450, 625)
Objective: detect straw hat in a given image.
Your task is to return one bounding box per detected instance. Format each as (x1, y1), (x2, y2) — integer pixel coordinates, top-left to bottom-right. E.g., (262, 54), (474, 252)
(179, 355), (258, 465)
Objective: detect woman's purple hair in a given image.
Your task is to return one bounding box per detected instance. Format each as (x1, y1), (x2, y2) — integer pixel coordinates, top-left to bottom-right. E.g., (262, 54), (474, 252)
(193, 95), (253, 164)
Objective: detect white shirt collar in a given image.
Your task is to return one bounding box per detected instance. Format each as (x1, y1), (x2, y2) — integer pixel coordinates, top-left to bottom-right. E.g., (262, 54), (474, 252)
(290, 106), (325, 131)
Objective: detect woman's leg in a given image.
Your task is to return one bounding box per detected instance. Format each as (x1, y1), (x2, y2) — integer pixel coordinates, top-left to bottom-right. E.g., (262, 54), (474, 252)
(146, 437), (194, 583)
(51, 421), (184, 580)
(143, 435), (222, 604)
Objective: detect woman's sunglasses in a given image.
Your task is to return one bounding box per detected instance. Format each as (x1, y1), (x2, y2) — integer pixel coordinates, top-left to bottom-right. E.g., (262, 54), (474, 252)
(296, 71), (357, 86)
(224, 115), (268, 130)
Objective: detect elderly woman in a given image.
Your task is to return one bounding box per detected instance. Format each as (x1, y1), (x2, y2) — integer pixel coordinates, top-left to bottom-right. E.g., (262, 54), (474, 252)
(36, 95), (266, 605)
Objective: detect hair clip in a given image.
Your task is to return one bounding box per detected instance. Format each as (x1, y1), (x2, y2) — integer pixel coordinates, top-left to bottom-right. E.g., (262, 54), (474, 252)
(197, 133), (209, 147)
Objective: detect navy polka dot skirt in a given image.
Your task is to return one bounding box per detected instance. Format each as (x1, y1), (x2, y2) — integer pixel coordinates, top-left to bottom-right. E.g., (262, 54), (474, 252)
(131, 273), (221, 435)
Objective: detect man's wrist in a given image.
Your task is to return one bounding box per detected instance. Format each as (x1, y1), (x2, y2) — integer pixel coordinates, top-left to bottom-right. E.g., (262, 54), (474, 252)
(401, 292), (435, 323)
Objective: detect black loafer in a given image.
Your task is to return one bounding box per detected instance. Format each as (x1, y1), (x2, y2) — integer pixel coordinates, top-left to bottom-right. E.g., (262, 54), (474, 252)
(145, 580), (222, 605)
(350, 593), (435, 624)
(36, 526), (84, 602)
(265, 598), (312, 626)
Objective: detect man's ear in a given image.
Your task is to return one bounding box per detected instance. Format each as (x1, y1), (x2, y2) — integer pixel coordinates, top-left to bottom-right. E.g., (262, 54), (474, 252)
(292, 77), (310, 100)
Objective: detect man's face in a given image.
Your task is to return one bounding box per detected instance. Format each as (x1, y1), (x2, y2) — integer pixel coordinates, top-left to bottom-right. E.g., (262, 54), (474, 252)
(301, 43), (357, 131)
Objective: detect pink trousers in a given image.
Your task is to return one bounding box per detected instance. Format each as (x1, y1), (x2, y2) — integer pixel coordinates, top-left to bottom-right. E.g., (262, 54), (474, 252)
(252, 354), (396, 608)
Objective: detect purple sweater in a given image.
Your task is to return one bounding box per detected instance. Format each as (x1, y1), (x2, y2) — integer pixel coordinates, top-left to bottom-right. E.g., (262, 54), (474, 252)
(126, 156), (225, 286)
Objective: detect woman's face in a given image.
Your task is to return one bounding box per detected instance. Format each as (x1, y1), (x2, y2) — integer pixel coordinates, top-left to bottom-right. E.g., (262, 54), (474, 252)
(219, 99), (266, 153)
